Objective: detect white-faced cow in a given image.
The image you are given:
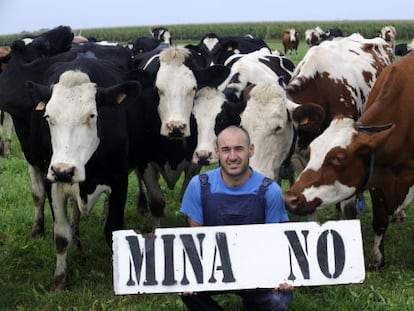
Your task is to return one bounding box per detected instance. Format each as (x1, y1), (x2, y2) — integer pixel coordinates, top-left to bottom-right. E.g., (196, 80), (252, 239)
(185, 33), (271, 68)
(282, 29), (300, 55)
(26, 48), (142, 291)
(192, 49), (295, 168)
(239, 82), (296, 180)
(285, 33), (393, 218)
(284, 51), (414, 270)
(131, 46), (229, 226)
(0, 26), (75, 239)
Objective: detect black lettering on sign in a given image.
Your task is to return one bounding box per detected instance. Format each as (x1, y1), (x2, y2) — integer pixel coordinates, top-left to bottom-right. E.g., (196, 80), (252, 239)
(208, 232), (236, 283)
(284, 230), (310, 281)
(317, 230), (345, 278)
(125, 235), (158, 286)
(180, 233), (205, 285)
(162, 234), (177, 285)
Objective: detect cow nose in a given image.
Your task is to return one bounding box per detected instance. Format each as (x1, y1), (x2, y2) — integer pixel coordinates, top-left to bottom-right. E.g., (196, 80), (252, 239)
(196, 151), (212, 165)
(51, 165), (76, 182)
(167, 122), (186, 138)
(283, 190), (300, 211)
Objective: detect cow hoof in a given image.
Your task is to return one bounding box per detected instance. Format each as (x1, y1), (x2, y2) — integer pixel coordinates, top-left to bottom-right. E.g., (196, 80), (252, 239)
(3, 140), (11, 157)
(30, 223), (45, 240)
(51, 274), (68, 292)
(368, 261), (385, 272)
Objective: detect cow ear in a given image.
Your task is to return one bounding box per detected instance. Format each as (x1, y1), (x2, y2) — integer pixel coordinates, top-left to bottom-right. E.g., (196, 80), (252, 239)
(26, 81), (52, 109)
(291, 103), (326, 131)
(354, 124), (395, 155)
(97, 81), (142, 107)
(242, 84), (255, 103)
(195, 65), (230, 88)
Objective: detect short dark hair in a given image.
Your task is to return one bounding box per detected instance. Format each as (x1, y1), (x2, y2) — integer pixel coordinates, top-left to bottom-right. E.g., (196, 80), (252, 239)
(216, 125), (251, 146)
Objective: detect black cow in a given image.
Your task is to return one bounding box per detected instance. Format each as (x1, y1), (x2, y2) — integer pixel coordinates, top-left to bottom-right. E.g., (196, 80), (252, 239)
(185, 33), (271, 68)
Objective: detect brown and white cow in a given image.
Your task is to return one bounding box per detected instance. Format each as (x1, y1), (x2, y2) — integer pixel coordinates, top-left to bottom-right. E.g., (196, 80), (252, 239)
(282, 29), (300, 55)
(286, 33), (393, 151)
(284, 51), (414, 270)
(285, 33), (393, 218)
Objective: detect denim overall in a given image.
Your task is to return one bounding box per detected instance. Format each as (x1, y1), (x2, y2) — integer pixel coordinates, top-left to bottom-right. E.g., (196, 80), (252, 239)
(181, 174), (293, 311)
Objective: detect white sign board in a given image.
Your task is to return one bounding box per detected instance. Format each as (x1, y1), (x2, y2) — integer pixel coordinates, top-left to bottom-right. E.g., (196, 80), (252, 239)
(113, 220), (365, 295)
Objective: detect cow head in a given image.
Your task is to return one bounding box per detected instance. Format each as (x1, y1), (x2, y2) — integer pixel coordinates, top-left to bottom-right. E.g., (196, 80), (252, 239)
(220, 50), (294, 104)
(240, 82), (295, 180)
(192, 87), (226, 165)
(27, 70), (140, 183)
(155, 46), (229, 138)
(304, 27), (324, 46)
(379, 26), (396, 45)
(284, 117), (394, 215)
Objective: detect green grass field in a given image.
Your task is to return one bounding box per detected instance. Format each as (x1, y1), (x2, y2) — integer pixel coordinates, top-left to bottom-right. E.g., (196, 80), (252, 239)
(2, 111), (414, 311)
(1, 23), (414, 310)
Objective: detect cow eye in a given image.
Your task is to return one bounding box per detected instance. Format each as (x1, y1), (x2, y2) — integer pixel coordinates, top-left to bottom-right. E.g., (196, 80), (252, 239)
(86, 113), (96, 123)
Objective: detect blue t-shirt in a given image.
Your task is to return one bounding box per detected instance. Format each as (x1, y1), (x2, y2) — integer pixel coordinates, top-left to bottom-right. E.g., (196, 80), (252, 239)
(180, 167), (289, 225)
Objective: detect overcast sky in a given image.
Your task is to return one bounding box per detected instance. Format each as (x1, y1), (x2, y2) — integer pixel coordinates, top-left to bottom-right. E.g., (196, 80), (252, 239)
(0, 0), (412, 35)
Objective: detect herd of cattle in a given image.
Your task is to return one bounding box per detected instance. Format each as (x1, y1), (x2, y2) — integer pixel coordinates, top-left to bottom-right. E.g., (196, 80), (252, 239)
(0, 24), (413, 291)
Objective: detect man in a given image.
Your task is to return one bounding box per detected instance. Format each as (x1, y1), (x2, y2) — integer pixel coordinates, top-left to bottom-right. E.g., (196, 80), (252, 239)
(180, 125), (294, 311)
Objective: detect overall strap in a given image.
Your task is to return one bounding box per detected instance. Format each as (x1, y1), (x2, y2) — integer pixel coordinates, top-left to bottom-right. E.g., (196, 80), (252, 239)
(199, 173), (210, 213)
(258, 177), (273, 207)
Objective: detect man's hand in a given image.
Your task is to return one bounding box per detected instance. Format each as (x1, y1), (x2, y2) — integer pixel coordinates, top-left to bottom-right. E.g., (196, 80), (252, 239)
(274, 282), (294, 292)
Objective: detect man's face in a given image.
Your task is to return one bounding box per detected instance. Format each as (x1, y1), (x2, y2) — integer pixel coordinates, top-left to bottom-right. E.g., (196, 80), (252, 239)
(216, 128), (254, 179)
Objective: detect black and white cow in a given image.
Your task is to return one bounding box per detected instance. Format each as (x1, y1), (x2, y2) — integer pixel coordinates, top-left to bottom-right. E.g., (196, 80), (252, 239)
(0, 26), (75, 239)
(305, 26), (343, 47)
(0, 27), (144, 290)
(27, 49), (142, 291)
(131, 45), (230, 226)
(193, 49), (294, 178)
(151, 26), (172, 45)
(185, 33), (271, 68)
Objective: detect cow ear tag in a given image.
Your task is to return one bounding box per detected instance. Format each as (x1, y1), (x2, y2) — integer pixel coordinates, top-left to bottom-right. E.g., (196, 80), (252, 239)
(35, 101), (46, 111)
(116, 93), (127, 104)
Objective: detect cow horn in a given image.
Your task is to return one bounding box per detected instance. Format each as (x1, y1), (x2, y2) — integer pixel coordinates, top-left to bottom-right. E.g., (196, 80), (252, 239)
(357, 123), (393, 133)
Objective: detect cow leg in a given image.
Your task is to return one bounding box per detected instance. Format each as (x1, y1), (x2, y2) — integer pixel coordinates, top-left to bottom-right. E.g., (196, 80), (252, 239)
(0, 110), (3, 156)
(180, 162), (202, 201)
(103, 175), (128, 245)
(3, 112), (13, 157)
(27, 164), (46, 239)
(141, 164), (164, 230)
(50, 183), (72, 292)
(134, 169), (149, 215)
(368, 188), (388, 271)
(336, 196), (358, 219)
(69, 197), (81, 250)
